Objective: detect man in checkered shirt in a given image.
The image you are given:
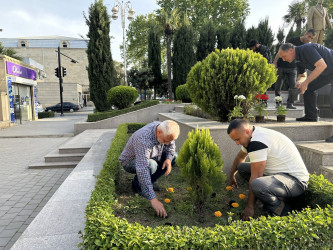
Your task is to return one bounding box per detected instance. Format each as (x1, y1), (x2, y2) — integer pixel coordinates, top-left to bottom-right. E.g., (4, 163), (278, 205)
(119, 120), (180, 218)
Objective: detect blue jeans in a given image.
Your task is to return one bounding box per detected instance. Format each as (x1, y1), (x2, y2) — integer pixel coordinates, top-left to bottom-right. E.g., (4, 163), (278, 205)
(123, 152), (177, 191)
(237, 163), (307, 213)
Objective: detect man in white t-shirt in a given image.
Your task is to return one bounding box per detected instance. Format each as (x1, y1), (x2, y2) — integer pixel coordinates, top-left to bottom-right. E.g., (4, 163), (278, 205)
(227, 119), (309, 220)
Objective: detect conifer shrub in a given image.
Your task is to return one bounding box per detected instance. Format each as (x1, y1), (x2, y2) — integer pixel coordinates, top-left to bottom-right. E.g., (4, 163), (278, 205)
(186, 48), (277, 121)
(176, 126), (226, 216)
(37, 111), (55, 118)
(175, 84), (192, 103)
(107, 85), (139, 110)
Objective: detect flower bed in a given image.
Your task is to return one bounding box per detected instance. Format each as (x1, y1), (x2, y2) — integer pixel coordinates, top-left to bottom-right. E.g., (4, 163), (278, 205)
(80, 123), (333, 249)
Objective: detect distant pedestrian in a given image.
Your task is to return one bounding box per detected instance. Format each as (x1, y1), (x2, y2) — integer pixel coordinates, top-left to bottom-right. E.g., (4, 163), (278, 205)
(83, 96), (87, 107)
(248, 40), (272, 63)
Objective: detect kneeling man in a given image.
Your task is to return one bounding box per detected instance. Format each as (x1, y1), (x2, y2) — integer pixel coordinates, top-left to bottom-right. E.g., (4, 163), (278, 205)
(119, 120), (180, 218)
(227, 119), (309, 220)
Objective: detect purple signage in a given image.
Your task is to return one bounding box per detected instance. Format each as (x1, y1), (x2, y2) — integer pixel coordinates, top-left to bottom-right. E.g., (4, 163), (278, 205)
(6, 61), (37, 80)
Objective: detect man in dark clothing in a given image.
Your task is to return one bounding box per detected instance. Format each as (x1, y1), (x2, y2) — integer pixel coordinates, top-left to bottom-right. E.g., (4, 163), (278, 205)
(279, 43), (333, 142)
(273, 30), (317, 109)
(249, 39), (272, 63)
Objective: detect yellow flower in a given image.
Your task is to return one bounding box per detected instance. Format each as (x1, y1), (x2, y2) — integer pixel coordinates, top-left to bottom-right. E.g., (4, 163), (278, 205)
(239, 194), (246, 199)
(226, 186), (232, 191)
(214, 211), (222, 217)
(164, 198), (171, 204)
(231, 202), (239, 208)
(167, 187), (174, 193)
(187, 187), (192, 191)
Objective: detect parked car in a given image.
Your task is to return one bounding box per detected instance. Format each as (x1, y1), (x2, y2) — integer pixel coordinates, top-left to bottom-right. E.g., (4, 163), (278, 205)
(45, 102), (80, 112)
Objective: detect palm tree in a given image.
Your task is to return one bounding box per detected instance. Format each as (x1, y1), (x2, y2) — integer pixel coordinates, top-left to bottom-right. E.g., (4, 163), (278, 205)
(283, 1), (307, 31)
(156, 8), (180, 99)
(0, 42), (22, 61)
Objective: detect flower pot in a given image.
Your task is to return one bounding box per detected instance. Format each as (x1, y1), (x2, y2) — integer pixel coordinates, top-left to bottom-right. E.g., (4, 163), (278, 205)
(277, 115), (286, 122)
(288, 88), (300, 102)
(255, 115), (265, 123)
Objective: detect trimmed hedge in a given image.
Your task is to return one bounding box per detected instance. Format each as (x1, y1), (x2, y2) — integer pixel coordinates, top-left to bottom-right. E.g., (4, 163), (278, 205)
(175, 84), (192, 103)
(87, 100), (159, 122)
(107, 85), (139, 109)
(38, 111), (55, 118)
(81, 124), (333, 249)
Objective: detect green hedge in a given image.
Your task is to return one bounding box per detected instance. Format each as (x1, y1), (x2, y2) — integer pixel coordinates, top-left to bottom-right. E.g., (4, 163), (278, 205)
(38, 111), (55, 118)
(81, 124), (333, 249)
(107, 86), (139, 110)
(87, 100), (159, 122)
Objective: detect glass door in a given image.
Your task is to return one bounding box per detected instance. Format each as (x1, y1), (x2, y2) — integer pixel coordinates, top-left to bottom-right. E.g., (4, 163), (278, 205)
(12, 84), (21, 124)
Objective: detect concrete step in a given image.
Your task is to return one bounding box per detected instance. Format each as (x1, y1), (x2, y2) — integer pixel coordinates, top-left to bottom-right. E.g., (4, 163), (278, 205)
(44, 150), (85, 162)
(320, 166), (333, 182)
(29, 160), (78, 169)
(58, 147), (90, 154)
(296, 141), (333, 174)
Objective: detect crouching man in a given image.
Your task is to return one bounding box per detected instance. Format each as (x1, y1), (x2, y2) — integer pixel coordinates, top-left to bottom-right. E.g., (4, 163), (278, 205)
(119, 120), (180, 218)
(227, 119), (309, 220)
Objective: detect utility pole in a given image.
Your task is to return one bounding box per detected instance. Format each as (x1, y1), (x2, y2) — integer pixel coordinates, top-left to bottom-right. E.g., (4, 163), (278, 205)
(57, 46), (64, 116)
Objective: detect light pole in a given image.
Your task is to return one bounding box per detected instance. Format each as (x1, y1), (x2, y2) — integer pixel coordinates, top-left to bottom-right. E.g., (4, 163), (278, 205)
(111, 0), (135, 86)
(55, 47), (78, 116)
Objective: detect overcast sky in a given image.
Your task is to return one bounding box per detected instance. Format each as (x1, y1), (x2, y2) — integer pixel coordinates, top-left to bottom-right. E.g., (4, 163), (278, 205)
(0, 0), (295, 62)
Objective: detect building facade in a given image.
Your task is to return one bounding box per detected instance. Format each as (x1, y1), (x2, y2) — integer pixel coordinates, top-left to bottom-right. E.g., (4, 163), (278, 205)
(0, 36), (89, 108)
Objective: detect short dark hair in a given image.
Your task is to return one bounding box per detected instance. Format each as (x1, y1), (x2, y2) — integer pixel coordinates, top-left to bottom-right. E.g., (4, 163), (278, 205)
(248, 39), (259, 48)
(227, 119), (249, 134)
(279, 43), (295, 52)
(306, 29), (317, 36)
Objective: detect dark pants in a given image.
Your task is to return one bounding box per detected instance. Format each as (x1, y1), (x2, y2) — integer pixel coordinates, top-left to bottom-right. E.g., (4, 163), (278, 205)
(237, 163), (307, 213)
(123, 152), (176, 191)
(274, 67), (297, 104)
(303, 75), (333, 119)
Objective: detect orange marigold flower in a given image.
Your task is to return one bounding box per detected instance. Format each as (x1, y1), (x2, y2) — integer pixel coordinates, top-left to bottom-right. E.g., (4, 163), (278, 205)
(187, 187), (192, 191)
(164, 198), (171, 203)
(239, 194), (246, 199)
(167, 187), (174, 192)
(226, 186), (232, 191)
(214, 211), (222, 217)
(231, 202), (239, 208)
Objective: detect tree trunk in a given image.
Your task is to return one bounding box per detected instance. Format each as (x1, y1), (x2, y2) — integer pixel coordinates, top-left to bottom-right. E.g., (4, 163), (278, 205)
(166, 35), (173, 99)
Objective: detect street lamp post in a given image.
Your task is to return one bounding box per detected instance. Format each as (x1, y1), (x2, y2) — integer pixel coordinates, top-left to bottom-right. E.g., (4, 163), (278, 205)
(55, 47), (78, 116)
(111, 0), (135, 86)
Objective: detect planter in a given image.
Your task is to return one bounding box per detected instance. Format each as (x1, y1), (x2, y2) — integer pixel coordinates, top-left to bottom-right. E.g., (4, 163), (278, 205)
(276, 115), (286, 122)
(255, 115), (265, 123)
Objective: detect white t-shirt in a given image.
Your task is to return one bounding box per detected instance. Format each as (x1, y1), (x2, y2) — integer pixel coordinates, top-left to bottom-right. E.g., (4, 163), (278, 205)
(241, 126), (309, 182)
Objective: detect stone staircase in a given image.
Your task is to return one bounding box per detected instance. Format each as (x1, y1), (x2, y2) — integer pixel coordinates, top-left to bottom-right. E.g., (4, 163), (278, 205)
(29, 129), (113, 169)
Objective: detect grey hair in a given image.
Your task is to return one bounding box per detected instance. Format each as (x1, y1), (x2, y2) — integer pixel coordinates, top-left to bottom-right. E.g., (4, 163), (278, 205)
(279, 43), (295, 52)
(159, 120), (180, 139)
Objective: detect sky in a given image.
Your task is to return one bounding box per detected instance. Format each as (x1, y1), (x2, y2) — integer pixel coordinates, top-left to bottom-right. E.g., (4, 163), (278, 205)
(0, 0), (296, 63)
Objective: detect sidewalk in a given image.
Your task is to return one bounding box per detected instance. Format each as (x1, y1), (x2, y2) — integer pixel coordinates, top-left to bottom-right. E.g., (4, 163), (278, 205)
(0, 107), (93, 249)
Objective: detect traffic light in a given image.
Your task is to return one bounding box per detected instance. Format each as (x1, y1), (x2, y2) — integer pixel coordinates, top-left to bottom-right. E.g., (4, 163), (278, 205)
(62, 67), (67, 77)
(54, 67), (59, 78)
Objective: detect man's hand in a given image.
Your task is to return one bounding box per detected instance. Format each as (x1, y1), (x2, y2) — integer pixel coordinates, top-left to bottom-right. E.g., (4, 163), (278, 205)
(150, 198), (167, 218)
(228, 174), (238, 189)
(242, 206), (254, 221)
(162, 159), (172, 176)
(296, 81), (309, 94)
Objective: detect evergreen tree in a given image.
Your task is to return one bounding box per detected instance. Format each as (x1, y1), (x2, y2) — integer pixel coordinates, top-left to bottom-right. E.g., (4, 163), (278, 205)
(245, 26), (258, 48)
(196, 20), (216, 61)
(275, 27), (285, 55)
(324, 29), (333, 50)
(230, 21), (247, 49)
(148, 26), (162, 99)
(173, 23), (196, 92)
(285, 27), (302, 42)
(84, 0), (115, 112)
(257, 18), (274, 50)
(216, 26), (231, 50)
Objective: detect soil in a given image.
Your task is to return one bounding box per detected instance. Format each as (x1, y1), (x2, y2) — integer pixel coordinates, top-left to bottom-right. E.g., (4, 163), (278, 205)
(114, 165), (265, 228)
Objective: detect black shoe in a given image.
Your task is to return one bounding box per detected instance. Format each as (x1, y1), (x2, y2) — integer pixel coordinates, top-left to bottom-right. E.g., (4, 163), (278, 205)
(287, 104), (296, 109)
(325, 135), (333, 143)
(153, 182), (161, 192)
(296, 116), (318, 122)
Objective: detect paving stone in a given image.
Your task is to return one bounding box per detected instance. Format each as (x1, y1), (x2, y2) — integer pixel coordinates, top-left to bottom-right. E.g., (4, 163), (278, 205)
(0, 207), (11, 212)
(0, 229), (17, 238)
(11, 215), (29, 222)
(1, 214), (17, 220)
(13, 202), (28, 208)
(7, 208), (22, 214)
(5, 222), (24, 230)
(18, 210), (34, 216)
(0, 220), (11, 227)
(0, 237), (11, 247)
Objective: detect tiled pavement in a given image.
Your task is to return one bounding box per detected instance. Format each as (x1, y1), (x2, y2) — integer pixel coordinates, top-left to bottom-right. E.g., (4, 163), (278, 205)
(0, 108), (93, 249)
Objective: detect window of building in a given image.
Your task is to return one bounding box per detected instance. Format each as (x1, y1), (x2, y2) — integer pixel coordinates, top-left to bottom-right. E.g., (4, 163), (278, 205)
(61, 41), (69, 48)
(18, 40), (28, 47)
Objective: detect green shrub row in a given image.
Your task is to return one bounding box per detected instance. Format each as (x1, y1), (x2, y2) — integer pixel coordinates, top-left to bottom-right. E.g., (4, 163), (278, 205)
(81, 124), (333, 249)
(87, 100), (159, 122)
(38, 111), (55, 118)
(107, 85), (139, 110)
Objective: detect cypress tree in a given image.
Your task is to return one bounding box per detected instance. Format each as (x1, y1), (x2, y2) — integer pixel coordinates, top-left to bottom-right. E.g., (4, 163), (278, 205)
(173, 24), (196, 92)
(148, 26), (162, 99)
(245, 26), (258, 48)
(230, 21), (247, 49)
(196, 20), (216, 61)
(85, 0), (115, 111)
(257, 18), (274, 50)
(216, 26), (230, 50)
